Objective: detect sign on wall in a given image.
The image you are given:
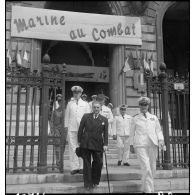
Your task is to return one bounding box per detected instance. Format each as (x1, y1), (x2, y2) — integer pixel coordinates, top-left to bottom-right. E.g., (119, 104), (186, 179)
(11, 6), (142, 45)
(48, 64), (109, 83)
(66, 65), (109, 83)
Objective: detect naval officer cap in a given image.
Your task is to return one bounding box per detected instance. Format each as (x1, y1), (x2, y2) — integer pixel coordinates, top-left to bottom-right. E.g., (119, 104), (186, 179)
(108, 103), (113, 109)
(138, 96), (150, 105)
(91, 95), (97, 98)
(81, 94), (87, 98)
(56, 94), (63, 100)
(71, 86), (83, 93)
(120, 104), (127, 110)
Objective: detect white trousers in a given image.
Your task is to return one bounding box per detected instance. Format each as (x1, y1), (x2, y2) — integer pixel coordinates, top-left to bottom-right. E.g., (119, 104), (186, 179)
(135, 143), (158, 193)
(117, 136), (130, 163)
(67, 131), (83, 171)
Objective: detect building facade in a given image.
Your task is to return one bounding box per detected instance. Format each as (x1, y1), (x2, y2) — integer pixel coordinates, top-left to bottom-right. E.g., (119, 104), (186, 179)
(6, 1), (189, 173)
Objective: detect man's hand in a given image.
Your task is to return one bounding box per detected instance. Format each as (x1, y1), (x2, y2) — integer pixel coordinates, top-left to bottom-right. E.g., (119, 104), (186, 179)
(130, 145), (135, 153)
(113, 135), (117, 140)
(158, 140), (165, 150)
(103, 146), (108, 152)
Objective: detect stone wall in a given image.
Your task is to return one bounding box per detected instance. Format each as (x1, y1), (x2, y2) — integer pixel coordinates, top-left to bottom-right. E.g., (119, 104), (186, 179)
(6, 1), (170, 115)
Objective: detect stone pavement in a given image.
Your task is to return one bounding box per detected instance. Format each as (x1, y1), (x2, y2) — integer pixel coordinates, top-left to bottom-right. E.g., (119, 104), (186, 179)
(6, 159), (189, 193)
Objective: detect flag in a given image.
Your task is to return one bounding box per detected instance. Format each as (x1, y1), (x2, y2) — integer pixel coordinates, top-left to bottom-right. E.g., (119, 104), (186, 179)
(129, 52), (135, 69)
(143, 52), (150, 71)
(123, 56), (131, 72)
(6, 49), (12, 66)
(23, 49), (29, 68)
(136, 47), (141, 69)
(123, 52), (134, 73)
(149, 53), (154, 74)
(139, 72), (144, 85)
(15, 42), (22, 66)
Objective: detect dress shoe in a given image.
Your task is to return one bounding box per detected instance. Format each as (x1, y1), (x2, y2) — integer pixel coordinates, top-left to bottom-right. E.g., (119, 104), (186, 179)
(78, 169), (83, 174)
(123, 162), (130, 166)
(117, 160), (122, 166)
(70, 169), (79, 175)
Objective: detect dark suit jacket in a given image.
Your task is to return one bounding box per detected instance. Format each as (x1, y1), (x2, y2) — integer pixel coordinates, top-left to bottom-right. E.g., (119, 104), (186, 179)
(78, 113), (108, 152)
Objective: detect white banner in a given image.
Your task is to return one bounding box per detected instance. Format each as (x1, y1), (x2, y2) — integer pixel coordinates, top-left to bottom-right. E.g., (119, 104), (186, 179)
(11, 6), (142, 45)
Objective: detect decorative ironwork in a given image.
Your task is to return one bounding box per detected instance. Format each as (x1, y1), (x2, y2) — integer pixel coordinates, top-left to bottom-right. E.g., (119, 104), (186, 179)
(6, 63), (67, 173)
(6, 136), (40, 145)
(145, 62), (189, 169)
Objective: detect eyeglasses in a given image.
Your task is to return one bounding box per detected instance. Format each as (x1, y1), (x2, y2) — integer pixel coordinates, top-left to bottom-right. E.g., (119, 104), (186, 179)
(57, 99), (62, 102)
(139, 104), (148, 106)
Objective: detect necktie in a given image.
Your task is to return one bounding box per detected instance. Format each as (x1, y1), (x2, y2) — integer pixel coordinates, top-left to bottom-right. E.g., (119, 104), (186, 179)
(143, 113), (147, 118)
(76, 100), (78, 105)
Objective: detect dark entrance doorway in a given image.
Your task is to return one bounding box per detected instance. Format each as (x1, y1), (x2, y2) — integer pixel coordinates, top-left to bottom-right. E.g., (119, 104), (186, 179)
(65, 81), (109, 103)
(163, 2), (189, 77)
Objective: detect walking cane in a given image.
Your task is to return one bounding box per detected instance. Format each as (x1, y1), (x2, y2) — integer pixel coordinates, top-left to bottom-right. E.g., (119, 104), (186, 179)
(104, 150), (110, 193)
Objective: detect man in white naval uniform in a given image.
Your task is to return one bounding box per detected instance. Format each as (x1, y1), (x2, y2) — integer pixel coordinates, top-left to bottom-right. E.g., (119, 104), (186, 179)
(65, 86), (90, 175)
(112, 105), (132, 166)
(130, 96), (165, 193)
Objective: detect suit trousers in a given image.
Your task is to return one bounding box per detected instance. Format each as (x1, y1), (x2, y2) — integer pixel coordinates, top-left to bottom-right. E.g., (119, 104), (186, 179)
(117, 135), (130, 163)
(68, 131), (83, 171)
(82, 148), (103, 188)
(135, 142), (158, 193)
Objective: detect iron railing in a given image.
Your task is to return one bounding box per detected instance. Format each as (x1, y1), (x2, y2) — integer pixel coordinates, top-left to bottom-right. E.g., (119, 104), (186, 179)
(6, 65), (67, 173)
(145, 63), (189, 169)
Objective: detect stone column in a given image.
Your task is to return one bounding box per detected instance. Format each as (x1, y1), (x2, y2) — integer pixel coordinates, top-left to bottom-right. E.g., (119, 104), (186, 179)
(109, 45), (125, 111)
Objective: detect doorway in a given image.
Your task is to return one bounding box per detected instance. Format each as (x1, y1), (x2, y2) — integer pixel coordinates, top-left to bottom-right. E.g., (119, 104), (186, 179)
(162, 2), (189, 77)
(65, 81), (109, 103)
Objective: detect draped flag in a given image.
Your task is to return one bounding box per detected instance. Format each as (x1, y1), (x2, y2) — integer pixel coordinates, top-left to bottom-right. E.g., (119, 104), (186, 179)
(16, 42), (22, 66)
(120, 52), (134, 73)
(23, 49), (29, 68)
(149, 53), (154, 74)
(136, 47), (141, 69)
(123, 56), (131, 73)
(143, 52), (150, 71)
(6, 49), (12, 66)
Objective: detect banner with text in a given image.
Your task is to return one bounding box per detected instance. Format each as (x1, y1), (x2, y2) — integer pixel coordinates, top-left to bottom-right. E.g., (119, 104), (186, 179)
(11, 6), (142, 45)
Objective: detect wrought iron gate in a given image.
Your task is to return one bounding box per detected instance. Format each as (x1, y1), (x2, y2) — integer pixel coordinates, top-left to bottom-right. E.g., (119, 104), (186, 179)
(6, 64), (67, 173)
(145, 63), (189, 169)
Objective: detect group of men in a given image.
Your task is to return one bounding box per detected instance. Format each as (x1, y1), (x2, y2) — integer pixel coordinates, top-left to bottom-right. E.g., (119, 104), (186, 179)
(50, 85), (165, 193)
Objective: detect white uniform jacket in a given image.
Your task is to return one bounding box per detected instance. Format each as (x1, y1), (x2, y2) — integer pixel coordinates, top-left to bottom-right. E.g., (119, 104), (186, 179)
(89, 101), (93, 112)
(65, 98), (90, 131)
(112, 114), (132, 136)
(130, 112), (164, 147)
(100, 105), (113, 124)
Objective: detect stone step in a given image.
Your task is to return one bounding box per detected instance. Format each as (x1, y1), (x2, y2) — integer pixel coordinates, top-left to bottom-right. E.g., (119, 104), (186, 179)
(6, 177), (189, 193)
(6, 167), (189, 185)
(7, 147), (137, 156)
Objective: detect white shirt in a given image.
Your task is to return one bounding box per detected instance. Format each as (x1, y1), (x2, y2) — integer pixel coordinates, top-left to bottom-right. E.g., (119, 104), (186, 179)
(65, 98), (90, 131)
(100, 105), (113, 124)
(112, 114), (132, 136)
(130, 112), (164, 147)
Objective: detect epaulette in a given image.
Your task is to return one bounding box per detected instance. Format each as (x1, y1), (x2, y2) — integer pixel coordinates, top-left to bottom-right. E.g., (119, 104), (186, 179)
(133, 113), (139, 117)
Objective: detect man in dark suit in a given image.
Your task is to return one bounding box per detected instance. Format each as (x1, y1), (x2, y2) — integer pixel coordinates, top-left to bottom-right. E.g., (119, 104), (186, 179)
(78, 101), (108, 191)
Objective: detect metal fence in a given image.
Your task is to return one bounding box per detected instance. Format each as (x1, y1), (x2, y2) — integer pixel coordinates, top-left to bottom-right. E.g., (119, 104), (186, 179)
(145, 63), (189, 169)
(6, 65), (67, 173)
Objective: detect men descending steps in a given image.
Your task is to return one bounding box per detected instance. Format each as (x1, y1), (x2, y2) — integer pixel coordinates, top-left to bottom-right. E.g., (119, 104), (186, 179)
(130, 96), (165, 193)
(65, 86), (90, 175)
(112, 104), (132, 166)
